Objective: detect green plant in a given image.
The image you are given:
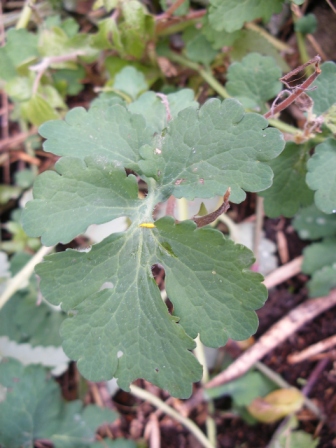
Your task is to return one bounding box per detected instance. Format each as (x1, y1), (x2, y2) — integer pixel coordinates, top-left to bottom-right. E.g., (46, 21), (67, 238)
(1, 0), (336, 446)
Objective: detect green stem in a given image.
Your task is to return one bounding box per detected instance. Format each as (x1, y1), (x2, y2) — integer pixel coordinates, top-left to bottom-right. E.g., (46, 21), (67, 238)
(130, 384), (215, 448)
(194, 336), (217, 446)
(177, 197), (189, 221)
(245, 22), (293, 54)
(267, 119), (300, 135)
(0, 245), (54, 309)
(16, 0), (37, 29)
(296, 31), (312, 72)
(167, 52), (230, 99)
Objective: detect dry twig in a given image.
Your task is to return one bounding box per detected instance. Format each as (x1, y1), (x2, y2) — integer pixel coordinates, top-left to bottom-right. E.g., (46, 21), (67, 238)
(205, 289), (336, 389)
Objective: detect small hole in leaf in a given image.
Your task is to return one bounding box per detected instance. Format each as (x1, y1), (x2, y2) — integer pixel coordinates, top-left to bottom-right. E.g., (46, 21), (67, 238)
(99, 281), (114, 291)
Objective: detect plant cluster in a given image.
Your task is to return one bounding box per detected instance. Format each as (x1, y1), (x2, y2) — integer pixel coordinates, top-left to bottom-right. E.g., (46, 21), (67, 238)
(0, 0), (335, 446)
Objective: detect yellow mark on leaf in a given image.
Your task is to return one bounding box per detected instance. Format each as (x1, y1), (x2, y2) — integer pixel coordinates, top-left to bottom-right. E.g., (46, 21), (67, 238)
(139, 223), (156, 228)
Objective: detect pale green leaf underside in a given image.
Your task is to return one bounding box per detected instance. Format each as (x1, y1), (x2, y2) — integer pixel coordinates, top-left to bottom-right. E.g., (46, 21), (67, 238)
(306, 139), (336, 214)
(292, 204), (336, 240)
(302, 238), (336, 274)
(22, 156), (141, 246)
(0, 359), (117, 448)
(208, 0), (284, 33)
(226, 53), (282, 111)
(308, 61), (336, 116)
(302, 238), (336, 298)
(140, 98), (285, 202)
(307, 265), (336, 298)
(36, 218), (266, 397)
(260, 142), (314, 218)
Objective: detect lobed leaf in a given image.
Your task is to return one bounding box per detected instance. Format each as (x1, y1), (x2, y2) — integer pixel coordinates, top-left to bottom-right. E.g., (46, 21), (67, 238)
(292, 204), (336, 240)
(260, 142), (314, 218)
(0, 359), (117, 448)
(38, 104), (153, 172)
(208, 0), (284, 33)
(22, 156), (141, 246)
(308, 61), (336, 116)
(306, 138), (336, 214)
(35, 218), (266, 397)
(302, 238), (336, 275)
(306, 264), (336, 298)
(226, 53), (282, 111)
(140, 98), (285, 203)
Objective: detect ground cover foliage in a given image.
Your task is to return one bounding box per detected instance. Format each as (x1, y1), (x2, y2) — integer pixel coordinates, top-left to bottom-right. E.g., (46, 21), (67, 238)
(0, 0), (336, 446)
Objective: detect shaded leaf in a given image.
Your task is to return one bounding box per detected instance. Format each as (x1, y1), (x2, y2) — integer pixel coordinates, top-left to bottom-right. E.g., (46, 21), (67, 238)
(183, 26), (218, 66)
(206, 369), (277, 406)
(302, 238), (336, 274)
(293, 204), (336, 240)
(20, 94), (60, 126)
(260, 142), (314, 217)
(113, 66), (148, 100)
(268, 415), (319, 448)
(0, 359), (117, 448)
(226, 53), (282, 111)
(308, 61), (336, 116)
(306, 264), (336, 297)
(202, 15), (242, 50)
(230, 29), (290, 72)
(294, 14), (317, 34)
(247, 388), (304, 423)
(208, 0), (284, 33)
(306, 138), (336, 214)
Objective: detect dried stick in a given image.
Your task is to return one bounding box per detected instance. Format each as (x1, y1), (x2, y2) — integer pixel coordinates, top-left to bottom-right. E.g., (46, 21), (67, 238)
(193, 188), (231, 228)
(156, 0), (187, 21)
(205, 289), (336, 389)
(326, 0), (336, 14)
(263, 256), (303, 289)
(264, 55), (321, 119)
(288, 334), (336, 364)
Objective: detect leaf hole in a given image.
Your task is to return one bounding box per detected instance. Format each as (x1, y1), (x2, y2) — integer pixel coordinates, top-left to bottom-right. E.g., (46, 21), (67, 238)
(117, 350), (124, 358)
(99, 281), (114, 291)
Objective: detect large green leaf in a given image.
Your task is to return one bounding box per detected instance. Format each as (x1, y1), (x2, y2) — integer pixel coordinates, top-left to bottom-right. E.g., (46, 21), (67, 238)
(38, 104), (154, 172)
(22, 95), (280, 397)
(139, 98), (285, 203)
(22, 157), (141, 246)
(208, 0), (284, 33)
(306, 138), (336, 214)
(226, 53), (282, 111)
(260, 142), (314, 218)
(0, 359), (117, 448)
(35, 218), (266, 397)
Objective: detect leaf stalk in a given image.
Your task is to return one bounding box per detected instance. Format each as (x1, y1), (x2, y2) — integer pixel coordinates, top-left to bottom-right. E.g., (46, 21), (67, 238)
(130, 384), (215, 448)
